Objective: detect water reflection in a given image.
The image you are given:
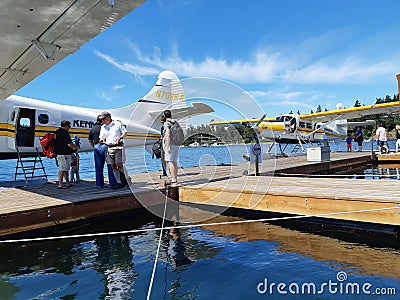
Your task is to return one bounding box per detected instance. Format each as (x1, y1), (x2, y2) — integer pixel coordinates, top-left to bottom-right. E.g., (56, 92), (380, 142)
(336, 163), (400, 180)
(0, 208), (399, 299)
(94, 236), (136, 299)
(367, 164), (400, 180)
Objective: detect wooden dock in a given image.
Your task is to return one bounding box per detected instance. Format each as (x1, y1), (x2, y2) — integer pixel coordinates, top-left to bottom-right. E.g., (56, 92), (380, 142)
(377, 152), (400, 162)
(0, 151), (399, 237)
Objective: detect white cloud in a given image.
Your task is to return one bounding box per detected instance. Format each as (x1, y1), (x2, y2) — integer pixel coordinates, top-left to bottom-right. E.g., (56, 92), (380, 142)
(95, 40), (399, 86)
(284, 57), (396, 84)
(96, 84), (126, 102)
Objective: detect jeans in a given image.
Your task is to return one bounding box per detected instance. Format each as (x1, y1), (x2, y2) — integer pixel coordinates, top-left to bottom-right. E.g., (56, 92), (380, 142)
(94, 143), (117, 188)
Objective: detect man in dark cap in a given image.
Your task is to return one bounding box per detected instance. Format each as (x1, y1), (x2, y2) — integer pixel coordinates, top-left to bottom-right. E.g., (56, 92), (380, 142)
(99, 111), (128, 189)
(88, 115), (117, 188)
(54, 120), (78, 189)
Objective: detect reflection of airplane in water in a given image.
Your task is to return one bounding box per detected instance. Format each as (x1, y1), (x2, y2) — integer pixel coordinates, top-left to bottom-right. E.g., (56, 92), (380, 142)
(211, 101), (399, 154)
(0, 1), (213, 160)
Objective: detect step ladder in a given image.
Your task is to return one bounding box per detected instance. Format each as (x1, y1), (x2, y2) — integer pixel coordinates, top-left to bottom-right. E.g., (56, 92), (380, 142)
(15, 147), (48, 184)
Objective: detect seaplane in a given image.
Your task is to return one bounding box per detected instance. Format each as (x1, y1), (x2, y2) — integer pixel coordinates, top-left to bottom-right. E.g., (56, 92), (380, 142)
(0, 70), (214, 159)
(210, 100), (400, 155)
(0, 1), (213, 160)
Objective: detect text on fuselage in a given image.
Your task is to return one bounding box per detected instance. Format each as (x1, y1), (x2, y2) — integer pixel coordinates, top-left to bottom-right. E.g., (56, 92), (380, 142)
(156, 91), (185, 100)
(73, 120), (95, 128)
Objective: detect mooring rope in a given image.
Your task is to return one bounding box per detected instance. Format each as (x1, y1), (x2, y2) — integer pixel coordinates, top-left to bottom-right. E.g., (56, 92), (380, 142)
(146, 186), (169, 300)
(0, 205), (398, 244)
(276, 172), (400, 178)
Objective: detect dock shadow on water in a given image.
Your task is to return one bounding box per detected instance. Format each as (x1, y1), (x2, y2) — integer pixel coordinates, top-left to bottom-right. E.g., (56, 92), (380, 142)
(0, 205), (399, 299)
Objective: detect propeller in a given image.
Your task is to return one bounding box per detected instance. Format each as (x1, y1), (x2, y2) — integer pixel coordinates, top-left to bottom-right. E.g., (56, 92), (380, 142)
(283, 116), (297, 133)
(252, 113), (267, 130)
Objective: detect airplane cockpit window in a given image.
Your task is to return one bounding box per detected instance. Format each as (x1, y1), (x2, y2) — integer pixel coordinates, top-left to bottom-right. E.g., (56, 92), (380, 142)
(38, 114), (49, 124)
(19, 118), (31, 127)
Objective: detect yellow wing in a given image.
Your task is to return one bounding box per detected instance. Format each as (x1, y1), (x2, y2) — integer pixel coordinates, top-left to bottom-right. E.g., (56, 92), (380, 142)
(210, 117), (275, 125)
(300, 102), (400, 123)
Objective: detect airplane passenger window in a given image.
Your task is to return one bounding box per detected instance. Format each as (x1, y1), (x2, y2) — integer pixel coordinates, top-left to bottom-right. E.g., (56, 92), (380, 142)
(38, 114), (49, 124)
(19, 118), (31, 127)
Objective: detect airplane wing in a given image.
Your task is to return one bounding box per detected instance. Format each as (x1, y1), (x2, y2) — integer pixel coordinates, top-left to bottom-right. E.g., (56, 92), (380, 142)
(210, 117), (275, 125)
(300, 102), (400, 123)
(149, 102), (214, 120)
(0, 0), (145, 100)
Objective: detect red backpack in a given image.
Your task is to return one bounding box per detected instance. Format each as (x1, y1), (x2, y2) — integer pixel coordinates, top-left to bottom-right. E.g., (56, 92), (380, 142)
(40, 132), (57, 158)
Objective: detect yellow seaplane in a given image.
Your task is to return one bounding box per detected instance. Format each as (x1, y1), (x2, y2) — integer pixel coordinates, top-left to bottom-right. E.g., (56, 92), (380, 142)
(211, 100), (399, 154)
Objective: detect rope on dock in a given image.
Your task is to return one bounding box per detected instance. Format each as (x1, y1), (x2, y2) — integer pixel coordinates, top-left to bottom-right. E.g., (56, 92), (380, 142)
(276, 173), (400, 178)
(146, 186), (168, 300)
(0, 205), (398, 244)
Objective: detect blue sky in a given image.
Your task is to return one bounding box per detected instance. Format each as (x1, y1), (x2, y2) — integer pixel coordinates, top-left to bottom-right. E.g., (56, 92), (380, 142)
(16, 0), (400, 125)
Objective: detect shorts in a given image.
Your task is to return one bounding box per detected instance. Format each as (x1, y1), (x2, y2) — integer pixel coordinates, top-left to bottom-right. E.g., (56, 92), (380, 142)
(164, 144), (180, 162)
(106, 146), (125, 165)
(58, 155), (72, 172)
(377, 140), (385, 147)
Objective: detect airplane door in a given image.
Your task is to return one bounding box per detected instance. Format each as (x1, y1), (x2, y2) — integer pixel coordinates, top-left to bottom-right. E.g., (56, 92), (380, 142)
(15, 108), (36, 147)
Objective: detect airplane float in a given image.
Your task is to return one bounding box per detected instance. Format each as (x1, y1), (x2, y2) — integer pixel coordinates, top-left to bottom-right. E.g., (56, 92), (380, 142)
(211, 100), (400, 154)
(0, 1), (213, 160)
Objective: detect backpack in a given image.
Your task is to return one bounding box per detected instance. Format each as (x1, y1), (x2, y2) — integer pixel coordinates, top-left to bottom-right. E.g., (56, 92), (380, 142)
(152, 140), (162, 159)
(40, 132), (57, 158)
(168, 120), (185, 145)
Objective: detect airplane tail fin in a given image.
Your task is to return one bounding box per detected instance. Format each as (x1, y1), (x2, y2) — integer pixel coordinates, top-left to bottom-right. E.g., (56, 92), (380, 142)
(115, 70), (213, 145)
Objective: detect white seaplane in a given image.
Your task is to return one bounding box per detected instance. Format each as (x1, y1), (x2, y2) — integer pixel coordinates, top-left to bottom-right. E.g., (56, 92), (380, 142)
(0, 1), (213, 159)
(211, 100), (400, 154)
(0, 70), (213, 159)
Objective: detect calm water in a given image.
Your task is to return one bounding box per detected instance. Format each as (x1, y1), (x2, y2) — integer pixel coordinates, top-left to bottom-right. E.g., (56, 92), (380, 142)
(0, 142), (400, 299)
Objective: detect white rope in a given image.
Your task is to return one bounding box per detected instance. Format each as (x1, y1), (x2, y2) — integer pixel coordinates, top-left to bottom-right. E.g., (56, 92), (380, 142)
(146, 187), (169, 300)
(0, 205), (398, 244)
(277, 172), (400, 178)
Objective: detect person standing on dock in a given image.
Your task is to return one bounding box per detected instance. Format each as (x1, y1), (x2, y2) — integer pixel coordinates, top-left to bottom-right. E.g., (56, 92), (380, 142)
(157, 114), (168, 177)
(54, 120), (78, 189)
(99, 111), (128, 189)
(375, 123), (387, 153)
(395, 125), (400, 153)
(88, 115), (117, 189)
(354, 126), (364, 152)
(346, 134), (353, 152)
(163, 109), (181, 185)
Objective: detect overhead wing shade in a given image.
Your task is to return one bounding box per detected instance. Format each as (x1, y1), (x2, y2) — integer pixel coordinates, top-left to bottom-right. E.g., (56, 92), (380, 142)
(0, 0), (145, 100)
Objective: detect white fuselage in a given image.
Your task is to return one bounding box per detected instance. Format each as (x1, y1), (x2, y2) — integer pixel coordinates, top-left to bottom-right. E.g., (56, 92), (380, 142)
(0, 95), (162, 159)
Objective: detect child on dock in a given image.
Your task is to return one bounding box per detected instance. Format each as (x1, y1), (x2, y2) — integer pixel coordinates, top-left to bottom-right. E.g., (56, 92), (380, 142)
(70, 135), (81, 183)
(70, 152), (80, 183)
(346, 134), (352, 152)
